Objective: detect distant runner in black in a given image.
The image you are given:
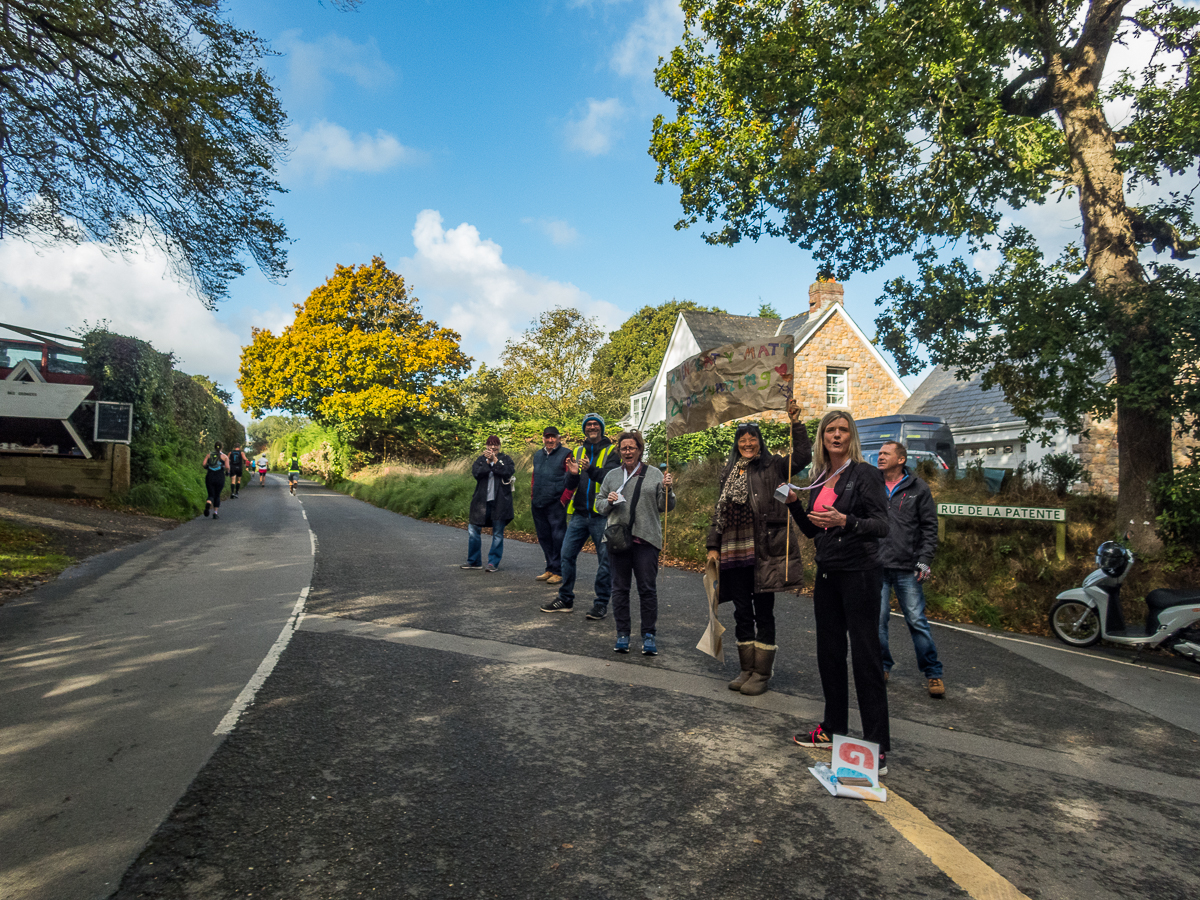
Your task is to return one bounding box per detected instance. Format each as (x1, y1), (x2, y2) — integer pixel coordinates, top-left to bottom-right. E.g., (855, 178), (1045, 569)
(202, 442), (229, 519)
(288, 452), (301, 496)
(228, 445), (246, 497)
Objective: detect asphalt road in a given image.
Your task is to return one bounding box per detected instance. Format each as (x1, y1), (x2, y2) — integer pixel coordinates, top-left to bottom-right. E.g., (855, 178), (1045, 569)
(0, 476), (313, 900)
(4, 476), (1200, 899)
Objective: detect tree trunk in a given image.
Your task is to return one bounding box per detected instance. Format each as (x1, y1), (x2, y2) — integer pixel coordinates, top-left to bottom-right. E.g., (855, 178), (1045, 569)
(1049, 0), (1169, 552)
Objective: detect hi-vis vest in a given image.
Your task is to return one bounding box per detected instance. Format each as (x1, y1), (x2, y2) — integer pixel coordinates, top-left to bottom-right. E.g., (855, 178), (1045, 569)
(567, 442), (615, 515)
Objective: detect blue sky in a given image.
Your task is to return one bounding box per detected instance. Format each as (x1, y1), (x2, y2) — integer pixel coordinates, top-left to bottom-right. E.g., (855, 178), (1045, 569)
(1, 0), (1189, 420)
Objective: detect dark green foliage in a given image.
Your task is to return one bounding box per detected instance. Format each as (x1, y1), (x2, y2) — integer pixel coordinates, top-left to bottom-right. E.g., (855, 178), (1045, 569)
(644, 418), (818, 466)
(1039, 452), (1092, 498)
(1156, 450), (1200, 550)
(82, 328), (244, 517)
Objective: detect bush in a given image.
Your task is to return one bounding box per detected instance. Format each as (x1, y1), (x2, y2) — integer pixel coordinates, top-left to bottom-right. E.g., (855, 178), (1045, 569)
(1156, 450), (1200, 550)
(644, 418), (820, 466)
(1038, 451), (1091, 497)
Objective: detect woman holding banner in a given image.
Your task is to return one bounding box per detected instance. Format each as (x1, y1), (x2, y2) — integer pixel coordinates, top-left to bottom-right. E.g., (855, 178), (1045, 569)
(705, 399), (810, 696)
(787, 410), (891, 773)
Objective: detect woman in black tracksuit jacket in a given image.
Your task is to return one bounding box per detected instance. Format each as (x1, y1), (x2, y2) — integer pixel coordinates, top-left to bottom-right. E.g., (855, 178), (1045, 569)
(786, 409), (891, 769)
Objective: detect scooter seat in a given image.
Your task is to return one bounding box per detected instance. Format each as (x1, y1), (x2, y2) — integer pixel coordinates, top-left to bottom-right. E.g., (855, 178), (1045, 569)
(1146, 588), (1200, 611)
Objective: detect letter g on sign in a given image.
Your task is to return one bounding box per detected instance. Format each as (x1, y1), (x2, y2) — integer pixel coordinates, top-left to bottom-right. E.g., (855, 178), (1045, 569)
(839, 741), (874, 770)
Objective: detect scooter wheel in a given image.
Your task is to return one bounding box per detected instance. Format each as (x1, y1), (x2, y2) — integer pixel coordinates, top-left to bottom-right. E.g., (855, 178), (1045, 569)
(1049, 599), (1102, 647)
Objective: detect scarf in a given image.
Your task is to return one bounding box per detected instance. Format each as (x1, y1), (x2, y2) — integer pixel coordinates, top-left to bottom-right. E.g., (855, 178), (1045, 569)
(714, 457), (752, 534)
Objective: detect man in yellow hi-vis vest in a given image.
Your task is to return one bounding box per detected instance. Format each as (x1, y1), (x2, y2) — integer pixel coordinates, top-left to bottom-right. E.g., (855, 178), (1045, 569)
(541, 413), (620, 617)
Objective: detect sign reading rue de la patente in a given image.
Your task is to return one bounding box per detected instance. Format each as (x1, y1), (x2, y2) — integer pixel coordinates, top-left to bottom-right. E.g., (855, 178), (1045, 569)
(936, 503), (1065, 522)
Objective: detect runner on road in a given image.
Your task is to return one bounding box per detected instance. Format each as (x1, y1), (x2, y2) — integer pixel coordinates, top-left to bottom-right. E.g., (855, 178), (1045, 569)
(288, 451), (301, 495)
(257, 453), (268, 486)
(202, 442), (229, 519)
(228, 445), (245, 498)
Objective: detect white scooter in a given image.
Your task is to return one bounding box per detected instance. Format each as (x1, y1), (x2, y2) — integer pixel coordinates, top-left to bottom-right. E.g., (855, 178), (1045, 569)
(1049, 541), (1200, 665)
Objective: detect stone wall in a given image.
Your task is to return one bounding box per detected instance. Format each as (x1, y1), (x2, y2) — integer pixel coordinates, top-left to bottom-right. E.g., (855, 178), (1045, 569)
(1073, 413), (1198, 498)
(792, 309), (908, 420)
(0, 444), (130, 498)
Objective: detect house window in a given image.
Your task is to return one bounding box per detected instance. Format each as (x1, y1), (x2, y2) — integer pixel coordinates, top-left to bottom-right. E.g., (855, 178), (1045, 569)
(630, 394), (647, 422)
(826, 367), (848, 406)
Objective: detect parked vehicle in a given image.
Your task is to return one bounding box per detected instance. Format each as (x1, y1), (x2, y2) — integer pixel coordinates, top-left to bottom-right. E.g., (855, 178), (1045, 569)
(1049, 542), (1200, 665)
(856, 415), (956, 469)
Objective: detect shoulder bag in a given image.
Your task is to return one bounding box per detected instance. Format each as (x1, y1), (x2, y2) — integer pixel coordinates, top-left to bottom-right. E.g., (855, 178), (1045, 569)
(603, 466), (645, 553)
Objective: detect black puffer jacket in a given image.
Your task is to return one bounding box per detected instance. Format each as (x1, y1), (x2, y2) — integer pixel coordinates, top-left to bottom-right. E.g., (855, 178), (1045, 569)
(877, 468), (938, 570)
(791, 461), (889, 570)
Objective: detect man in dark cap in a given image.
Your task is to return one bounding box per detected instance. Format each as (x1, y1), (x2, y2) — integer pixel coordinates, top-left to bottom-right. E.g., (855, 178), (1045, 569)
(530, 426), (571, 584)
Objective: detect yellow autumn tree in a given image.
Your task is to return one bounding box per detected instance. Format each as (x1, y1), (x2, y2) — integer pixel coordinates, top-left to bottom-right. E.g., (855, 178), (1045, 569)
(238, 257), (470, 436)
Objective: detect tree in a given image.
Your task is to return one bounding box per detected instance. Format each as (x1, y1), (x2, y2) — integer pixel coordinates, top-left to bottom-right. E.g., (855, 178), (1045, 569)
(0, 1), (290, 307)
(756, 301), (779, 318)
(247, 415), (311, 449)
(591, 299), (725, 397)
(457, 363), (516, 421)
(652, 0), (1200, 550)
(238, 257), (471, 436)
(498, 308), (617, 421)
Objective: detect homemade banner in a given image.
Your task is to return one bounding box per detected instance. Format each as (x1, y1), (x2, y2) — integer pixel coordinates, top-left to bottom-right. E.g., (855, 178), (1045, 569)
(665, 338), (794, 439)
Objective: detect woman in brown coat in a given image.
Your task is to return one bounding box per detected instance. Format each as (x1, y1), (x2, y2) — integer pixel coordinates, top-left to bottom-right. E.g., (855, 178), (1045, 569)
(706, 400), (811, 695)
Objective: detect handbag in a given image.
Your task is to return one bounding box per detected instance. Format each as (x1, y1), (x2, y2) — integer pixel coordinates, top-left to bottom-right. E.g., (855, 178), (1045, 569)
(603, 466), (645, 553)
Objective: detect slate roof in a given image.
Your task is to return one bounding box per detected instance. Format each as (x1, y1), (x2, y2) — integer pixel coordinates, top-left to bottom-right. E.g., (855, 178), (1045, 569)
(681, 310), (814, 352)
(900, 358), (1116, 430)
(631, 375), (655, 394)
(897, 367), (1019, 428)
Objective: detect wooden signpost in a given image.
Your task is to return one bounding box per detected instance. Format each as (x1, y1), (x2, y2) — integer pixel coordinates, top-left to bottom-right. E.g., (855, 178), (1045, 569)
(936, 503), (1067, 561)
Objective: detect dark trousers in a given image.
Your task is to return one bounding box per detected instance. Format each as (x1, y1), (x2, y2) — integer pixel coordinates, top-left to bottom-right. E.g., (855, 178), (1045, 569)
(205, 472), (225, 508)
(610, 542), (659, 636)
(532, 502), (567, 575)
(722, 565), (775, 644)
(812, 567), (890, 752)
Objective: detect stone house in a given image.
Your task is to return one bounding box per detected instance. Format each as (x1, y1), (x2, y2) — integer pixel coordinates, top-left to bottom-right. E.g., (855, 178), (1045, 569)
(632, 280), (909, 431)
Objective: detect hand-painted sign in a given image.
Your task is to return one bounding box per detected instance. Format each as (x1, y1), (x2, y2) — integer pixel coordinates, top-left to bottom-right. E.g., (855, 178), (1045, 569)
(936, 503), (1065, 522)
(665, 338), (793, 439)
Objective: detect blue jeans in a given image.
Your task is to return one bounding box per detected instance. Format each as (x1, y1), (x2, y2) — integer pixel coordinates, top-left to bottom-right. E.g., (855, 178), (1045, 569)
(556, 514), (610, 606)
(879, 568), (943, 677)
(467, 501), (506, 567)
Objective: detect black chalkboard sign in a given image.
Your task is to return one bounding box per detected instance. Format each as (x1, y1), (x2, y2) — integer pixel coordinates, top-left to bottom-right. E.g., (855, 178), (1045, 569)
(94, 401), (133, 443)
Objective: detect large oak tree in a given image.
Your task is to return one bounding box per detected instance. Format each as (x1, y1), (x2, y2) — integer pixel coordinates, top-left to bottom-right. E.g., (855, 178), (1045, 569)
(652, 0), (1200, 550)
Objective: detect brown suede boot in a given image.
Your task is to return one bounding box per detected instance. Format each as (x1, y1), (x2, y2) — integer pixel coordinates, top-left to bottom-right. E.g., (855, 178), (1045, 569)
(740, 643), (776, 696)
(728, 642), (756, 691)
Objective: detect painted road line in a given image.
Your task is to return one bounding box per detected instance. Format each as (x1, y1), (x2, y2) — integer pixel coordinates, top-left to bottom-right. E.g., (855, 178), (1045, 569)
(925, 617), (1200, 681)
(215, 510), (317, 736)
(870, 793), (1030, 900)
(301, 615), (1032, 898)
(296, 614), (1200, 804)
(214, 587), (309, 735)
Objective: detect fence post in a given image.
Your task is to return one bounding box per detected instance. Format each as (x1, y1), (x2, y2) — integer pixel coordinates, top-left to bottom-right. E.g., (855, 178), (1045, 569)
(1056, 522), (1066, 561)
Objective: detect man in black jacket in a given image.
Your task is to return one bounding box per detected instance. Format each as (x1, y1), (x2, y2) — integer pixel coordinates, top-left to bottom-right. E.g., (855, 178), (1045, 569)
(540, 413), (620, 617)
(463, 435), (515, 573)
(876, 441), (945, 697)
(530, 426), (571, 584)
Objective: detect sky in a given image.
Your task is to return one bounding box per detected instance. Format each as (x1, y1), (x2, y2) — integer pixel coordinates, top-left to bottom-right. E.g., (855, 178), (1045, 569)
(0, 0), (1194, 423)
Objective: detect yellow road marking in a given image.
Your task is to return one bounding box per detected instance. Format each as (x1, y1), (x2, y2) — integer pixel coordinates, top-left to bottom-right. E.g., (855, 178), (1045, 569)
(870, 790), (1030, 900)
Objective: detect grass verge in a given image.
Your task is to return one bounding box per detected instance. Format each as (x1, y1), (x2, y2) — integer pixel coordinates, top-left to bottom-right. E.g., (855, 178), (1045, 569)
(0, 520), (73, 594)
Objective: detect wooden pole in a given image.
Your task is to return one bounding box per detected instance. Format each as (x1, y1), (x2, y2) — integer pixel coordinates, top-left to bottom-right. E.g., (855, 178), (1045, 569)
(786, 422), (792, 583)
(664, 436), (670, 556)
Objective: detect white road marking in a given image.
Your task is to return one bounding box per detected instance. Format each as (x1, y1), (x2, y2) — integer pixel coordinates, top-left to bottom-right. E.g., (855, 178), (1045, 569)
(214, 511), (318, 736)
(923, 616), (1200, 681)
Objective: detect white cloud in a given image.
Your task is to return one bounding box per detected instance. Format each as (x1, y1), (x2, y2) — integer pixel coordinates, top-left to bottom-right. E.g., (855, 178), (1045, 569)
(276, 30), (395, 104)
(286, 120), (418, 182)
(564, 98), (626, 155)
(523, 217), (580, 246)
(611, 0), (684, 78)
(0, 240), (257, 410)
(401, 210), (623, 364)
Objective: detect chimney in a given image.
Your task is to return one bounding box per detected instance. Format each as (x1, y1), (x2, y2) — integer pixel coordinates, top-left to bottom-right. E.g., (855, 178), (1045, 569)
(808, 279), (843, 314)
